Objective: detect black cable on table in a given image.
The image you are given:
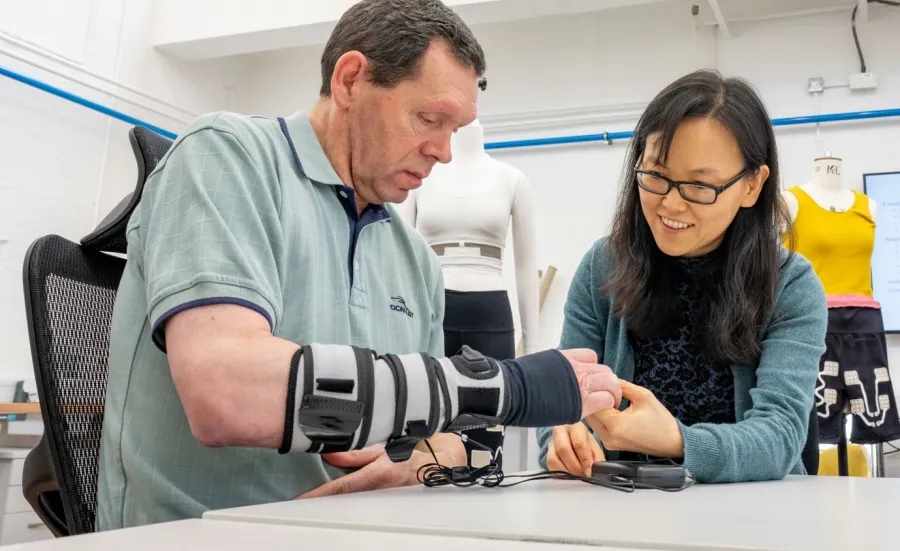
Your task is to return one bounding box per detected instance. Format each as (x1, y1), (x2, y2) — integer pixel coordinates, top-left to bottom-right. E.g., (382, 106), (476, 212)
(416, 434), (695, 493)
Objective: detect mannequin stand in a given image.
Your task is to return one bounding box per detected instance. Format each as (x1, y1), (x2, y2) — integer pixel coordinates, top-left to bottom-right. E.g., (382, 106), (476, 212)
(837, 412), (849, 477)
(870, 444), (885, 477)
(832, 411), (888, 477)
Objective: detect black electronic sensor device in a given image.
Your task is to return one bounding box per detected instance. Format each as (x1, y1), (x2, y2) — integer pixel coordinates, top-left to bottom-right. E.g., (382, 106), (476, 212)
(591, 460), (689, 489)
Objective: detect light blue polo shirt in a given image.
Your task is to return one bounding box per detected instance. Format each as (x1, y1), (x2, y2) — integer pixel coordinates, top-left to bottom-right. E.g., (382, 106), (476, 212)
(96, 111), (445, 530)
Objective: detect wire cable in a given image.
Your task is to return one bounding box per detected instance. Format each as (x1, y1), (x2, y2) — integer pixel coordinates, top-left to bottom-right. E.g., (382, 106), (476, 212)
(852, 0), (900, 73)
(416, 434), (695, 493)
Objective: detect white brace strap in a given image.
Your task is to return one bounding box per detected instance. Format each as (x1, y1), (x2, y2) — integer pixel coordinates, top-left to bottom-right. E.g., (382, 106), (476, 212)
(279, 344), (509, 462)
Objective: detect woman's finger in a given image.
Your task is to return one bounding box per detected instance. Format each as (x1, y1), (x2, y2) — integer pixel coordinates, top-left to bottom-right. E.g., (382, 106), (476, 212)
(569, 423), (598, 477)
(590, 433), (606, 462)
(552, 426), (583, 475)
(547, 442), (563, 472)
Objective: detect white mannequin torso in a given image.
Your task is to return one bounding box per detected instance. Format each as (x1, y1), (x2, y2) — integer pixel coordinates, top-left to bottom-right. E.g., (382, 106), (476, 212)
(396, 120), (540, 354)
(784, 156), (877, 221)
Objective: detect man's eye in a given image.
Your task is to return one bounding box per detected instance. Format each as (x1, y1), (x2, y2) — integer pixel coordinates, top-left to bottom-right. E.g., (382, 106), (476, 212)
(420, 115), (438, 125)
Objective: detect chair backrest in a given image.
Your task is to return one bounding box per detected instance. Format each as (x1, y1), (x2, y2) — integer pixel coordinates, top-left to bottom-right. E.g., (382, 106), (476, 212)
(21, 126), (172, 535)
(81, 126), (173, 253)
(23, 235), (126, 534)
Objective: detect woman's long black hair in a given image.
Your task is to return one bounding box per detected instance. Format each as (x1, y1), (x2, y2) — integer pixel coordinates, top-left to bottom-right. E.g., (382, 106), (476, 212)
(605, 69), (794, 367)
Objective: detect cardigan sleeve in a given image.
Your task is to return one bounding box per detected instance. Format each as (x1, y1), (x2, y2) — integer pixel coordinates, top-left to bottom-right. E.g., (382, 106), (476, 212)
(537, 241), (608, 468)
(678, 255), (827, 482)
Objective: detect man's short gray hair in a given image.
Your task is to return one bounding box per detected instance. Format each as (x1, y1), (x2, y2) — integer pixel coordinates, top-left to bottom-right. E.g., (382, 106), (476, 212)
(320, 0), (486, 96)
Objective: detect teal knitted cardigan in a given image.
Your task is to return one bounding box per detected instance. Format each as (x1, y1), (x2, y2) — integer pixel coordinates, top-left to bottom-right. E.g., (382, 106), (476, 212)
(536, 237), (828, 483)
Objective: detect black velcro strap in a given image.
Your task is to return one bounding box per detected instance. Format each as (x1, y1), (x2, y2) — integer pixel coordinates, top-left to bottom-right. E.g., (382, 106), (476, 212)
(424, 354), (451, 432)
(296, 394), (364, 453)
(421, 354), (440, 435)
(459, 387), (500, 417)
(382, 354), (407, 441)
(278, 348), (304, 454)
(353, 346), (375, 450)
(316, 378), (354, 394)
(303, 345), (318, 453)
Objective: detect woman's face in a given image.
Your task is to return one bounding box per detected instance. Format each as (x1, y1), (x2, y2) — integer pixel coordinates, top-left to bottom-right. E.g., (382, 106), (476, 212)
(637, 117), (770, 258)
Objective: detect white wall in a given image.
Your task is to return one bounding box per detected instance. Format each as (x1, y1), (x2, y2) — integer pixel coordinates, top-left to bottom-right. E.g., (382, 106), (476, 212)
(0, 0), (244, 384)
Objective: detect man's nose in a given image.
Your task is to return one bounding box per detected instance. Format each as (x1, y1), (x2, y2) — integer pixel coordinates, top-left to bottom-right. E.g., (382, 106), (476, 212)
(425, 133), (453, 164)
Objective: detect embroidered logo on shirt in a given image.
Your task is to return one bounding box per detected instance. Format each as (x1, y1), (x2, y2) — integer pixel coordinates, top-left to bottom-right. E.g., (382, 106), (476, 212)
(390, 296), (414, 318)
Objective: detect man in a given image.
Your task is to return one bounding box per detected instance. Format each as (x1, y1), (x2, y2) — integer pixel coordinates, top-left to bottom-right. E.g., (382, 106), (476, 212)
(96, 0), (621, 530)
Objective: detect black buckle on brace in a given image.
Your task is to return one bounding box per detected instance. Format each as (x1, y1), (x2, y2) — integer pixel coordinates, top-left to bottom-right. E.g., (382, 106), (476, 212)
(384, 420), (430, 463)
(444, 412), (499, 433)
(297, 394), (364, 453)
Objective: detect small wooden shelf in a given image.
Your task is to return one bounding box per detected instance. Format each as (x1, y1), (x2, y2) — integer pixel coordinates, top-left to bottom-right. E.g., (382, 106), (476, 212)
(0, 403), (40, 414)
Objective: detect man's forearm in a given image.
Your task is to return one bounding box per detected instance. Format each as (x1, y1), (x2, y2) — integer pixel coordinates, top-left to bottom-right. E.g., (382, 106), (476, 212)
(279, 343), (583, 461)
(166, 306), (585, 457)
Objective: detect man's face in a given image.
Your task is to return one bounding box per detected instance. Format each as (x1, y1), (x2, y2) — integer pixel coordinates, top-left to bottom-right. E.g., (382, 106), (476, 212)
(347, 41), (479, 206)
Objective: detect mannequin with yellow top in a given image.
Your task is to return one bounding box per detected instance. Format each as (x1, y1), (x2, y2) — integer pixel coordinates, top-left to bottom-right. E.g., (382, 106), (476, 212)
(784, 153), (900, 456)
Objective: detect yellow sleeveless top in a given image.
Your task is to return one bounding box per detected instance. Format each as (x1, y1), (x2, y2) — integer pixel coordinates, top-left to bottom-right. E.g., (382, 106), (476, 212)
(783, 186), (875, 297)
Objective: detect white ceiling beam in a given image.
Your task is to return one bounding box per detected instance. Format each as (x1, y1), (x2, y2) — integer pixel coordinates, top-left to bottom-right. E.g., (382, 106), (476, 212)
(706, 0), (731, 39)
(152, 0), (666, 61)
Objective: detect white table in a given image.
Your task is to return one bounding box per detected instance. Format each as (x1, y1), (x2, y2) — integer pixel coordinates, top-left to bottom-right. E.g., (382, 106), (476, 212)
(0, 518), (663, 550)
(203, 475), (900, 551)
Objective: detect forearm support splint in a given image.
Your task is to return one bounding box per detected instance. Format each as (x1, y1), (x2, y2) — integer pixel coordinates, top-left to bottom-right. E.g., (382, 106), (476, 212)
(279, 344), (582, 462)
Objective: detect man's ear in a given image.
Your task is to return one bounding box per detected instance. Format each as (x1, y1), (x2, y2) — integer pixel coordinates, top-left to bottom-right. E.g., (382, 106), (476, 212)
(331, 51), (369, 109)
(741, 165), (769, 208)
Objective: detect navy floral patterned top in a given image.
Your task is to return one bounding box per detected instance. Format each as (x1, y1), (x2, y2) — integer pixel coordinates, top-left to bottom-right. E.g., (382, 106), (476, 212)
(629, 255), (736, 427)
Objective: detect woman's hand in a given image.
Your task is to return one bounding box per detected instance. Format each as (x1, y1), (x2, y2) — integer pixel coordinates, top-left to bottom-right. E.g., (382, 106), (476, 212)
(586, 381), (684, 458)
(546, 422), (606, 477)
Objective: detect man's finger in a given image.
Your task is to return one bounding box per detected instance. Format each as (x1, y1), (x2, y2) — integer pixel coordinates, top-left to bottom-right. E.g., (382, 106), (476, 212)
(322, 446), (384, 468)
(297, 468), (381, 499)
(561, 348), (598, 364)
(580, 369), (623, 410)
(582, 390), (616, 418)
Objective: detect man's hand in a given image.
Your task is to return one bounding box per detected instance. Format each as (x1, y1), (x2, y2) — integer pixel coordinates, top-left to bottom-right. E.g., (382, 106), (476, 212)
(586, 381), (684, 458)
(559, 349), (622, 417)
(547, 422), (605, 477)
(297, 433), (466, 499)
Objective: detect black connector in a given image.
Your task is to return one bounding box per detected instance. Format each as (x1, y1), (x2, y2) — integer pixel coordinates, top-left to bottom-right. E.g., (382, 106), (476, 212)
(450, 467), (471, 482)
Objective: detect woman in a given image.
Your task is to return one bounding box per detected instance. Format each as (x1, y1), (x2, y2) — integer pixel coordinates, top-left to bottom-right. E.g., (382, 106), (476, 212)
(537, 70), (827, 483)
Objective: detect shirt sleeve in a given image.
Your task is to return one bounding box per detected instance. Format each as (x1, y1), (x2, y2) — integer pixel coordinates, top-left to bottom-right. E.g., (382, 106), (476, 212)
(135, 115), (285, 351)
(678, 257), (827, 482)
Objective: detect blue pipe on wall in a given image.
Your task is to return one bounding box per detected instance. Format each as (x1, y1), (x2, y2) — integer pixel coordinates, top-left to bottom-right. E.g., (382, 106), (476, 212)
(0, 64), (178, 140)
(485, 108), (900, 150)
(2, 64), (899, 149)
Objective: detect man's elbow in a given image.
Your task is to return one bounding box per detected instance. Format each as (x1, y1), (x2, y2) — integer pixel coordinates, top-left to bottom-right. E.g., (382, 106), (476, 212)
(185, 409), (231, 448)
(169, 356), (236, 448)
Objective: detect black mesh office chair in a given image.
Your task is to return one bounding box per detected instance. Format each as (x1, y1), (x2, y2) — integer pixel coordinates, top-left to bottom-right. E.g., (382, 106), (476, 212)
(21, 126), (172, 536)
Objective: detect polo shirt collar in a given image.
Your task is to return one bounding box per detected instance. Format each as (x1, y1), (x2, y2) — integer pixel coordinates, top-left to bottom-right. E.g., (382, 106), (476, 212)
(280, 111), (344, 186)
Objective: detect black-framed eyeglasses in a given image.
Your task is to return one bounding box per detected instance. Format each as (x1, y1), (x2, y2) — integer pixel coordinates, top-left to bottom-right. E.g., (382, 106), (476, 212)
(635, 167), (751, 205)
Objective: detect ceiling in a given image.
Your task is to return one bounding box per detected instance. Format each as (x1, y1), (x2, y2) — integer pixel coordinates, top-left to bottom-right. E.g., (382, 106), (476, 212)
(691, 0), (856, 26)
(153, 0), (863, 61)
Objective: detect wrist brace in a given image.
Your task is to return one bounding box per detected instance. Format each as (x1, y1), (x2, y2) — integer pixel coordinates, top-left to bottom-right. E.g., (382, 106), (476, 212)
(279, 344), (581, 462)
